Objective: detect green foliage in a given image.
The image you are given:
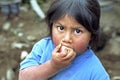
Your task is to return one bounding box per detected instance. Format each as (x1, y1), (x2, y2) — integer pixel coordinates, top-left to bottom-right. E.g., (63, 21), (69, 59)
(37, 0), (45, 5)
(22, 0), (45, 5)
(22, 0), (29, 4)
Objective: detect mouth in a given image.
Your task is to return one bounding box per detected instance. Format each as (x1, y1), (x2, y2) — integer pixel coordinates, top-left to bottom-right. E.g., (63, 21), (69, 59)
(59, 40), (73, 51)
(62, 44), (72, 49)
(60, 42), (71, 48)
(59, 45), (71, 54)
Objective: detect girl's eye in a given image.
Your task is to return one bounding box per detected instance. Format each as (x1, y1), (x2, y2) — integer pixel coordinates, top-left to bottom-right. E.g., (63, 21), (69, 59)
(74, 29), (82, 34)
(57, 26), (64, 31)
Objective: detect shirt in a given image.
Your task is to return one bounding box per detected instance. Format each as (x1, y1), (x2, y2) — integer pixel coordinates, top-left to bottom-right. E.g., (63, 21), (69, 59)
(20, 37), (110, 80)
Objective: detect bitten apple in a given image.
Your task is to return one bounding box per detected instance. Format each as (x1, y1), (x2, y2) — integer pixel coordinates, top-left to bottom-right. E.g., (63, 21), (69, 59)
(60, 46), (71, 54)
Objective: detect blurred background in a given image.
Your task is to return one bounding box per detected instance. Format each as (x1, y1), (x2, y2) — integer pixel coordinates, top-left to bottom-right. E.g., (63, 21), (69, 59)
(0, 0), (120, 80)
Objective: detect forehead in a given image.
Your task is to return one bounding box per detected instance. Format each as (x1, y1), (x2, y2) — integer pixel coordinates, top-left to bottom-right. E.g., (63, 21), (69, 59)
(54, 14), (86, 29)
(56, 14), (81, 26)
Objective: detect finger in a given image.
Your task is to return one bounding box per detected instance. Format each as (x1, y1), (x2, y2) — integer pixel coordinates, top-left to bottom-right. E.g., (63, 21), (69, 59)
(56, 52), (60, 58)
(60, 39), (64, 45)
(54, 43), (62, 52)
(68, 52), (76, 61)
(62, 49), (76, 61)
(59, 51), (67, 57)
(59, 47), (70, 58)
(59, 46), (71, 56)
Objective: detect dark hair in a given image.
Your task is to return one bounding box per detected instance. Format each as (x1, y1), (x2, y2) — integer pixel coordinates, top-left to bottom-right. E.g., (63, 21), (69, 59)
(46, 0), (101, 48)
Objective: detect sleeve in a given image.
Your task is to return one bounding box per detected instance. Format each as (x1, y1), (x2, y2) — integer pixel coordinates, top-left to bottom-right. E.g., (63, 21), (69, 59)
(20, 39), (45, 70)
(91, 63), (110, 80)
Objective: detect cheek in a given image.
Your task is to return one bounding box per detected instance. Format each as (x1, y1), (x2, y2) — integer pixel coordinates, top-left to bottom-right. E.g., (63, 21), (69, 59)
(74, 40), (89, 53)
(76, 41), (86, 49)
(52, 35), (60, 46)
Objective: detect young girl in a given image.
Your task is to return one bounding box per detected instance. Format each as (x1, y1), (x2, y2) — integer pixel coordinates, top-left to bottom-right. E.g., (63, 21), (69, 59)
(19, 0), (110, 80)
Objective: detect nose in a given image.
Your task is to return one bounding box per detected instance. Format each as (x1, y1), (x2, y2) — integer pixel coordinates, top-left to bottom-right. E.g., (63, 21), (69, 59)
(62, 32), (72, 43)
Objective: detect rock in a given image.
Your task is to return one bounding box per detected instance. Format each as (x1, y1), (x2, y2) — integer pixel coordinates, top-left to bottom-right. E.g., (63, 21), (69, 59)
(105, 37), (120, 55)
(11, 28), (21, 36)
(11, 42), (30, 49)
(18, 32), (24, 37)
(98, 0), (113, 11)
(20, 50), (29, 60)
(2, 22), (11, 31)
(111, 76), (120, 80)
(99, 0), (113, 7)
(1, 77), (5, 80)
(102, 26), (115, 39)
(20, 6), (29, 12)
(114, 37), (120, 42)
(0, 35), (6, 42)
(18, 22), (24, 28)
(27, 35), (37, 41)
(6, 68), (15, 80)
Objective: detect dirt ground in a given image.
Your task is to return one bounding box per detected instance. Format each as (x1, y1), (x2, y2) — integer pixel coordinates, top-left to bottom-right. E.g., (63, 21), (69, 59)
(0, 1), (120, 80)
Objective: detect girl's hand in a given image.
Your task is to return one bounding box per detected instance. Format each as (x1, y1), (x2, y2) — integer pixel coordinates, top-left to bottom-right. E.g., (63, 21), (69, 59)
(50, 44), (76, 70)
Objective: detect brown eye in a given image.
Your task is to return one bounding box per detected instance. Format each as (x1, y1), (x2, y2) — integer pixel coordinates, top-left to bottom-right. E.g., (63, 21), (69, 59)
(74, 29), (82, 34)
(76, 29), (80, 33)
(57, 26), (64, 31)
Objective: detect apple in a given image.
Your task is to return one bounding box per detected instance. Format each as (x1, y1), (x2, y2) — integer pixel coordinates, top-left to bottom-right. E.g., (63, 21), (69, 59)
(60, 46), (70, 54)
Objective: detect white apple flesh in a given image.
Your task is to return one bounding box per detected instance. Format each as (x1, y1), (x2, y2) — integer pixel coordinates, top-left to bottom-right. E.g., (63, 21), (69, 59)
(60, 46), (70, 54)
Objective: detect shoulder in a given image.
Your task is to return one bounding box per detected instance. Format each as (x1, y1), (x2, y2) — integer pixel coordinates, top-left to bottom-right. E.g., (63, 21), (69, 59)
(87, 49), (110, 80)
(34, 37), (54, 49)
(81, 49), (109, 74)
(85, 49), (105, 68)
(36, 37), (52, 45)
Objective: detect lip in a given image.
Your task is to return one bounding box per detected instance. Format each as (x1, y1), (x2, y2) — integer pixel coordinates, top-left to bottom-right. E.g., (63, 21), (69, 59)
(61, 44), (72, 49)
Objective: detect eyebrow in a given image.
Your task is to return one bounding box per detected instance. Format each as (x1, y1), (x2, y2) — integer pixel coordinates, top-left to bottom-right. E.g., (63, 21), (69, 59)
(73, 24), (84, 29)
(55, 22), (63, 26)
(55, 22), (83, 29)
(71, 26), (84, 30)
(54, 22), (66, 28)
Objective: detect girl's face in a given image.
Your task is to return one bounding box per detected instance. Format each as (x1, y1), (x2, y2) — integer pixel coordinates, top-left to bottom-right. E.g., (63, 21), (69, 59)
(52, 14), (91, 55)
